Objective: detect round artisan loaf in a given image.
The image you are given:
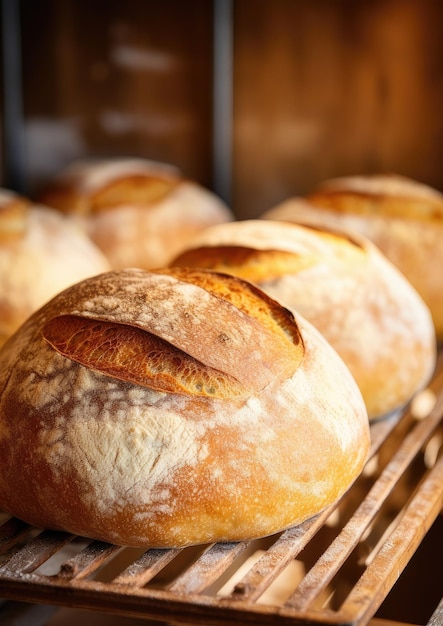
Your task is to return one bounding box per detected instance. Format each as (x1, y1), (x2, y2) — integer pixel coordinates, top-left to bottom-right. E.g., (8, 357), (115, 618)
(172, 219), (437, 420)
(37, 157), (234, 270)
(0, 267), (369, 548)
(263, 173), (443, 340)
(0, 187), (111, 346)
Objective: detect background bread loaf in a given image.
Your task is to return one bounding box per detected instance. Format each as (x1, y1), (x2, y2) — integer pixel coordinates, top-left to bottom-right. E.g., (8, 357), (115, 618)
(0, 188), (111, 346)
(263, 174), (443, 340)
(38, 157), (234, 270)
(0, 267), (369, 548)
(172, 219), (437, 420)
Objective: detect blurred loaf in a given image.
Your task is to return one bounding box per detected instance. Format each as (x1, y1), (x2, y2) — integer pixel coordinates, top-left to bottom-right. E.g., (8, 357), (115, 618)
(0, 188), (111, 345)
(263, 174), (443, 340)
(38, 157), (234, 270)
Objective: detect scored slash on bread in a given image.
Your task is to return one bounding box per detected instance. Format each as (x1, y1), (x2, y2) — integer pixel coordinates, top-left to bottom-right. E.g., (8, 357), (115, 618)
(42, 268), (304, 395)
(37, 159), (182, 216)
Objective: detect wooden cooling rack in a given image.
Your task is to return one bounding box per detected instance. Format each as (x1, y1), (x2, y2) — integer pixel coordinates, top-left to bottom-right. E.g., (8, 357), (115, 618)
(1, 356), (442, 626)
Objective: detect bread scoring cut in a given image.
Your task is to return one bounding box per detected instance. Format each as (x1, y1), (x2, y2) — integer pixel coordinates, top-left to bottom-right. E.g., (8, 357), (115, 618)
(307, 173), (443, 220)
(43, 314), (248, 399)
(38, 159), (181, 216)
(41, 267), (303, 398)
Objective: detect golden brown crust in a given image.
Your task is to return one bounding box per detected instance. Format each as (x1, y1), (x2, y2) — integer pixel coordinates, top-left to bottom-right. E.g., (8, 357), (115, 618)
(37, 158), (234, 269)
(0, 268), (369, 548)
(171, 219), (437, 420)
(264, 174), (443, 339)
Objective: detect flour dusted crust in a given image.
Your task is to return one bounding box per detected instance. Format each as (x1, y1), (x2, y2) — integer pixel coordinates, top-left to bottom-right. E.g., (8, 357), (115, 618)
(0, 189), (111, 346)
(38, 158), (234, 270)
(172, 219), (437, 420)
(0, 267), (369, 548)
(263, 174), (443, 340)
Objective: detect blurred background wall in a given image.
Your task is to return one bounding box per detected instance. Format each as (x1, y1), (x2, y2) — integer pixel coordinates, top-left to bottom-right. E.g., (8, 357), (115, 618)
(1, 0), (443, 218)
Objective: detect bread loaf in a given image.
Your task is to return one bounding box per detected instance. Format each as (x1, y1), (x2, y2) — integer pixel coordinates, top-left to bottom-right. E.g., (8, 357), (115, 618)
(263, 174), (443, 340)
(38, 158), (234, 270)
(0, 267), (369, 548)
(172, 219), (436, 420)
(0, 188), (111, 346)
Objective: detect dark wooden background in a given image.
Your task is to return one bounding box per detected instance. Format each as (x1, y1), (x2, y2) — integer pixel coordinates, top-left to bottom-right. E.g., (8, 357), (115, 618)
(1, 0), (443, 219)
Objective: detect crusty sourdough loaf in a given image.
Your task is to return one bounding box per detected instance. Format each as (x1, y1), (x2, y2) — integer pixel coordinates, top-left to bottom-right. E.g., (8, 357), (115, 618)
(37, 157), (234, 270)
(263, 174), (443, 340)
(172, 219), (437, 420)
(0, 267), (369, 548)
(0, 188), (111, 346)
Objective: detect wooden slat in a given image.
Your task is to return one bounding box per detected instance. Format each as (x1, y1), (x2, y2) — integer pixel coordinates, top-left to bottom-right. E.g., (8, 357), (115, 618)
(57, 540), (121, 581)
(112, 547), (182, 588)
(168, 541), (250, 595)
(427, 595), (443, 626)
(1, 530), (73, 574)
(0, 517), (32, 555)
(367, 412), (404, 458)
